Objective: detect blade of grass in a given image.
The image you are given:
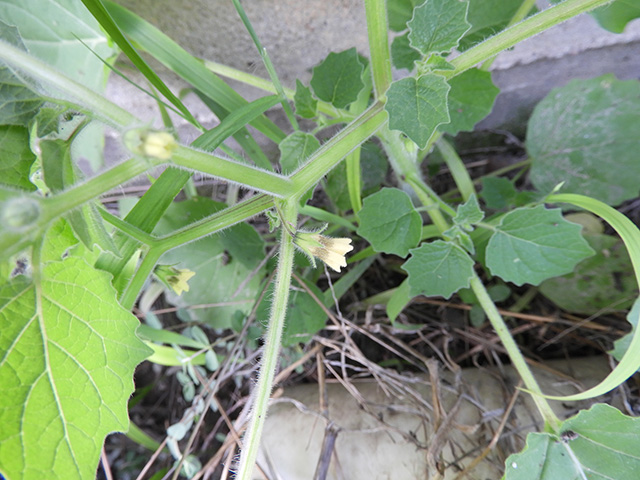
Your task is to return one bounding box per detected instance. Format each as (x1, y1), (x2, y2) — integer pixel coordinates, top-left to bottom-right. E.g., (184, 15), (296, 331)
(231, 0), (299, 131)
(103, 0), (285, 144)
(80, 0), (200, 127)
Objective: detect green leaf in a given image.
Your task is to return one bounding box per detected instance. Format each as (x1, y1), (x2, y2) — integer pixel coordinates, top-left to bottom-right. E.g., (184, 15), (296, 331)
(387, 0), (422, 32)
(387, 278), (412, 323)
(0, 257), (151, 480)
(408, 0), (471, 56)
(40, 138), (116, 253)
(480, 177), (517, 210)
(357, 188), (422, 257)
(403, 240), (475, 299)
(0, 22), (42, 125)
(294, 80), (318, 119)
(0, 0), (116, 92)
(527, 75), (640, 207)
(591, 0), (640, 33)
(540, 234), (636, 315)
(154, 197), (265, 330)
(279, 131), (321, 174)
(41, 218), (79, 263)
(438, 68), (499, 136)
(610, 297), (640, 364)
(385, 74), (450, 148)
(504, 404), (640, 480)
(486, 205), (594, 286)
(453, 193), (484, 227)
(391, 33), (422, 71)
(459, 0), (529, 50)
(310, 48), (365, 109)
(0, 125), (36, 191)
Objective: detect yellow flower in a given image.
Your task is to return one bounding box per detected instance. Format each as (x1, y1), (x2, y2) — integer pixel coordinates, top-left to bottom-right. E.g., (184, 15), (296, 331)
(294, 231), (353, 272)
(124, 128), (177, 160)
(155, 265), (196, 295)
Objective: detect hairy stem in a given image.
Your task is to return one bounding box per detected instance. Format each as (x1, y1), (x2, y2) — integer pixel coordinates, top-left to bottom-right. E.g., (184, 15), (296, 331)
(235, 200), (298, 479)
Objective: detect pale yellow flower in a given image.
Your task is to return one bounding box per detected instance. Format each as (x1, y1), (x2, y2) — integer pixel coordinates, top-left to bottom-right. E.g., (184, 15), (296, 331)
(124, 128), (177, 160)
(155, 265), (196, 295)
(294, 232), (353, 272)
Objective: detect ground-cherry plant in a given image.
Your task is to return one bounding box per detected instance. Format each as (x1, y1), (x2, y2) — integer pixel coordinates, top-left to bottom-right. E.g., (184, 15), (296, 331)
(1, 0), (640, 479)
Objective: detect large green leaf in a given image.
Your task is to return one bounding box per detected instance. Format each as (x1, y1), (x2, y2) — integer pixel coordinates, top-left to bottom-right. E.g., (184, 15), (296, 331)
(486, 206), (594, 286)
(357, 188), (422, 257)
(504, 404), (640, 480)
(310, 48), (365, 109)
(155, 197), (266, 330)
(387, 0), (422, 32)
(527, 75), (640, 207)
(390, 33), (422, 71)
(0, 125), (36, 191)
(385, 74), (450, 148)
(0, 0), (116, 92)
(0, 256), (151, 480)
(0, 22), (42, 125)
(403, 240), (475, 299)
(591, 0), (640, 33)
(486, 205), (594, 285)
(539, 234), (636, 315)
(459, 0), (530, 50)
(408, 0), (471, 56)
(438, 68), (499, 136)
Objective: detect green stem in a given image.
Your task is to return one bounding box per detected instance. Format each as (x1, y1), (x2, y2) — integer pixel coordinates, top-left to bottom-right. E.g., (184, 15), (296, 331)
(42, 157), (155, 222)
(120, 247), (161, 310)
(345, 148), (363, 214)
(404, 174), (451, 233)
(0, 40), (137, 128)
(171, 146), (293, 197)
(436, 137), (475, 202)
(470, 273), (561, 432)
(378, 126), (451, 233)
(447, 0), (611, 78)
(291, 102), (387, 198)
(364, 0), (392, 97)
(480, 0), (538, 71)
(236, 200), (298, 480)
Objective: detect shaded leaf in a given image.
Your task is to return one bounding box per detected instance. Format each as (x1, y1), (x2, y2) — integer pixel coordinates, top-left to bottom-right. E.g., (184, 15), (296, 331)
(386, 74), (450, 148)
(0, 21), (42, 125)
(540, 234), (636, 315)
(486, 205), (594, 286)
(294, 80), (318, 118)
(453, 193), (484, 227)
(591, 0), (640, 33)
(480, 177), (517, 210)
(408, 0), (471, 56)
(459, 0), (531, 50)
(357, 188), (422, 257)
(310, 48), (365, 109)
(391, 33), (421, 71)
(610, 297), (640, 365)
(387, 0), (422, 32)
(527, 75), (640, 207)
(438, 68), (499, 136)
(155, 197), (265, 330)
(0, 257), (151, 480)
(279, 131), (321, 174)
(403, 240), (474, 299)
(0, 125), (36, 191)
